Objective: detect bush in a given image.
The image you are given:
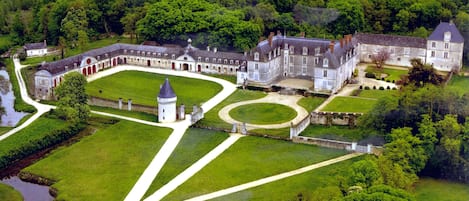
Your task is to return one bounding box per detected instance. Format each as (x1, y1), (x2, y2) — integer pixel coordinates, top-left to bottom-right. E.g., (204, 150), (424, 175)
(351, 89), (361, 96)
(392, 80), (395, 83)
(364, 86), (370, 90)
(386, 79), (390, 82)
(379, 86), (385, 90)
(365, 72), (376, 78)
(18, 52), (26, 61)
(359, 85), (363, 90)
(392, 87), (397, 90)
(381, 77), (385, 81)
(373, 86), (376, 90)
(386, 86), (391, 90)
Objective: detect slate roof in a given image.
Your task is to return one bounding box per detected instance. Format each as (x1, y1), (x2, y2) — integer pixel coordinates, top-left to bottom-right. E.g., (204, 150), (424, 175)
(428, 22), (465, 43)
(158, 78), (176, 98)
(24, 41), (47, 50)
(355, 33), (426, 48)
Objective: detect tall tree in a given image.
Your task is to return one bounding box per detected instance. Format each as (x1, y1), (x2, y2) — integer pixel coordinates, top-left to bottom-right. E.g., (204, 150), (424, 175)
(55, 72), (90, 124)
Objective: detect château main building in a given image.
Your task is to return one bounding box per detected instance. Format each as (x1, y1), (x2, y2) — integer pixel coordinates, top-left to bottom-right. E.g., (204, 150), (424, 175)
(34, 22), (464, 100)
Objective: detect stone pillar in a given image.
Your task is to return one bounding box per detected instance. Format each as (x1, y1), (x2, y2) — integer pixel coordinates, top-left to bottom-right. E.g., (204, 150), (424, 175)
(367, 144), (372, 154)
(289, 122), (295, 139)
(231, 123), (237, 133)
(128, 99), (132, 111)
(241, 122), (247, 135)
(118, 98), (122, 110)
(179, 104), (185, 120)
(352, 142), (357, 151)
(193, 105), (198, 114)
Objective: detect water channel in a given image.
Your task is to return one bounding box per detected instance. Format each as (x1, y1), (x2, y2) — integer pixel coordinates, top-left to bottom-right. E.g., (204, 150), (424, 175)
(0, 176), (53, 201)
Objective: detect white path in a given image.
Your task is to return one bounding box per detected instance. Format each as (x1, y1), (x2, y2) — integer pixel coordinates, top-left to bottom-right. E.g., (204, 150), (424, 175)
(145, 134), (244, 201)
(185, 153), (363, 201)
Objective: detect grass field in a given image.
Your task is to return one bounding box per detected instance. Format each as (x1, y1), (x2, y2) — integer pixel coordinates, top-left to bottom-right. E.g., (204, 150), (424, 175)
(356, 89), (398, 100)
(301, 125), (368, 141)
(366, 65), (408, 81)
(22, 120), (172, 201)
(0, 183), (22, 201)
(20, 54), (57, 66)
(447, 75), (469, 96)
(321, 96), (377, 113)
(413, 178), (469, 201)
(143, 128), (229, 198)
(229, 103), (297, 124)
(297, 96), (327, 112)
(196, 90), (267, 130)
(90, 105), (157, 122)
(86, 71), (222, 110)
(213, 155), (364, 201)
(162, 136), (347, 200)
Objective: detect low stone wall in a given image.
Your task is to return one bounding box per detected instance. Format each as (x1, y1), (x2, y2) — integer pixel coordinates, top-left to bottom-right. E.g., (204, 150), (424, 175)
(290, 115), (311, 139)
(311, 111), (362, 126)
(88, 96), (156, 114)
(293, 136), (380, 154)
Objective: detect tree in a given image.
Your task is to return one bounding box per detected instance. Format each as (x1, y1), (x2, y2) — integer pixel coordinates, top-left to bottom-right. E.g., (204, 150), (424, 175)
(55, 72), (90, 124)
(407, 58), (443, 87)
(344, 185), (416, 201)
(327, 0), (365, 35)
(378, 156), (417, 190)
(121, 6), (146, 43)
(371, 48), (390, 69)
(346, 158), (383, 189)
(417, 114), (438, 155)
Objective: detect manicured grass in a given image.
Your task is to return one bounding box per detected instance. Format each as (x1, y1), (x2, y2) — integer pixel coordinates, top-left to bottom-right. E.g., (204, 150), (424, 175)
(65, 36), (133, 57)
(163, 136), (347, 200)
(23, 120), (172, 201)
(297, 96), (327, 112)
(321, 96), (377, 113)
(5, 59), (36, 113)
(229, 103), (297, 124)
(213, 155), (364, 201)
(249, 127), (291, 139)
(0, 183), (22, 201)
(366, 65), (408, 81)
(301, 125), (367, 141)
(20, 54), (57, 66)
(143, 128), (229, 198)
(357, 89), (398, 100)
(0, 127), (12, 136)
(196, 89), (267, 130)
(413, 178), (469, 201)
(447, 75), (469, 96)
(86, 70), (222, 110)
(203, 73), (237, 84)
(90, 105), (158, 122)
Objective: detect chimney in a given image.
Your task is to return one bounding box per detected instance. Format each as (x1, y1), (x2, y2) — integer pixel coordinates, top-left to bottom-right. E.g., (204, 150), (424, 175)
(347, 34), (352, 44)
(214, 47), (217, 53)
(340, 38), (344, 48)
(329, 40), (335, 53)
(44, 40), (47, 46)
(207, 46), (210, 51)
(277, 30), (282, 36)
(268, 32), (275, 47)
(300, 32), (305, 38)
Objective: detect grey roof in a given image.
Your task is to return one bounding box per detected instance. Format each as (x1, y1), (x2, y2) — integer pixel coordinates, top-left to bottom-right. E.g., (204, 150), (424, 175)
(24, 41), (47, 50)
(355, 33), (426, 48)
(428, 22), (464, 43)
(158, 78), (176, 98)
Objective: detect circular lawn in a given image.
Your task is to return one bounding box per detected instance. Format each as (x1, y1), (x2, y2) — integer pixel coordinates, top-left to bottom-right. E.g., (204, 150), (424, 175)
(229, 103), (297, 125)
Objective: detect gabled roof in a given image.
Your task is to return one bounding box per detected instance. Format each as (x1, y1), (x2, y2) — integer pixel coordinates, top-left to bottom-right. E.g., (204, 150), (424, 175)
(158, 78), (176, 98)
(355, 33), (426, 48)
(428, 22), (464, 43)
(24, 41), (47, 50)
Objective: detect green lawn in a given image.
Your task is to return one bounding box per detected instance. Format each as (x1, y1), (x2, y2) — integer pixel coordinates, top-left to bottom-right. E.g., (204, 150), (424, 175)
(366, 65), (408, 81)
(301, 125), (368, 141)
(0, 127), (12, 136)
(22, 120), (172, 201)
(86, 70), (222, 110)
(297, 96), (327, 112)
(143, 128), (229, 198)
(229, 103), (297, 124)
(357, 89), (398, 100)
(249, 127), (291, 139)
(163, 136), (347, 200)
(321, 96), (377, 113)
(447, 75), (469, 96)
(0, 183), (22, 201)
(20, 54), (57, 66)
(196, 89), (267, 130)
(90, 105), (158, 122)
(202, 73), (237, 84)
(213, 155), (364, 201)
(413, 178), (469, 201)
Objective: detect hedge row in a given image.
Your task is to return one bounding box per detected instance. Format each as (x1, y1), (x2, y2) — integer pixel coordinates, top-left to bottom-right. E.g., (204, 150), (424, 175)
(0, 123), (85, 170)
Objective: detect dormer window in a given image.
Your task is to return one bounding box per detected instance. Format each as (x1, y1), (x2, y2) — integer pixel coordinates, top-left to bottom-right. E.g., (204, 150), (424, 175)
(444, 31), (451, 42)
(213, 58), (217, 63)
(254, 52), (259, 61)
(445, 43), (449, 49)
(302, 47), (308, 55)
(268, 52), (272, 60)
(323, 58), (329, 67)
(158, 53), (161, 56)
(198, 57), (201, 62)
(218, 58), (222, 63)
(130, 50), (134, 53)
(171, 54), (175, 59)
(289, 46), (294, 54)
(340, 56), (344, 65)
(235, 60), (239, 65)
(230, 60), (233, 64)
(97, 56), (100, 60)
(124, 49), (127, 53)
(315, 47), (320, 55)
(432, 42), (436, 48)
(205, 58), (209, 62)
(224, 59), (227, 64)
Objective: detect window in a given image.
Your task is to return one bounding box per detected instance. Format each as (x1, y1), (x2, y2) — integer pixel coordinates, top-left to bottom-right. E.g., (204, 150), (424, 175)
(323, 70), (327, 77)
(302, 57), (307, 65)
(404, 48), (410, 55)
(315, 58), (319, 65)
(198, 57), (201, 62)
(444, 52), (448, 59)
(171, 54), (175, 59)
(302, 66), (307, 74)
(340, 56), (343, 65)
(302, 47), (308, 55)
(445, 43), (449, 49)
(323, 58), (329, 67)
(432, 42), (436, 48)
(268, 52), (272, 60)
(289, 56), (293, 64)
(431, 51), (435, 57)
(254, 52), (259, 61)
(289, 46), (294, 54)
(230, 60), (233, 64)
(255, 64), (259, 70)
(205, 58), (209, 62)
(224, 59), (227, 64)
(213, 58), (217, 63)
(315, 47), (320, 55)
(235, 60), (239, 65)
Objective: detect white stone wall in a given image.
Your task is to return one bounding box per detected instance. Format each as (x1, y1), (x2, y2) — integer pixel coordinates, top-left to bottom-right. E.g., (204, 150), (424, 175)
(426, 40), (464, 71)
(158, 97), (177, 123)
(358, 44), (426, 67)
(27, 48), (48, 57)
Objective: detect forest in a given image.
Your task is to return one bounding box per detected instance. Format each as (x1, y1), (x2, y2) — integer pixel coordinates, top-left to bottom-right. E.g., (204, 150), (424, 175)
(2, 0), (469, 56)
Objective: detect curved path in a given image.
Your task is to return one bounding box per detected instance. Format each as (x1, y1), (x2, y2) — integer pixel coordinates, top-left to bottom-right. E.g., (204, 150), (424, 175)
(218, 93), (309, 130)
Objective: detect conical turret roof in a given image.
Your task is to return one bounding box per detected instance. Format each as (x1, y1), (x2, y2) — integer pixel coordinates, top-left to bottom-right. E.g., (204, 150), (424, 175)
(158, 78), (176, 98)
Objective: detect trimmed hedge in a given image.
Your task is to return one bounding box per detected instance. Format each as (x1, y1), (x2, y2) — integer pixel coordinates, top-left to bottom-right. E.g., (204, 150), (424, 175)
(365, 72), (376, 78)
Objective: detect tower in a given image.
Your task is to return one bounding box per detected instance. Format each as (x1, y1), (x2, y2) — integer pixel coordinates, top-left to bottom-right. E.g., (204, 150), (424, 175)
(157, 78), (177, 123)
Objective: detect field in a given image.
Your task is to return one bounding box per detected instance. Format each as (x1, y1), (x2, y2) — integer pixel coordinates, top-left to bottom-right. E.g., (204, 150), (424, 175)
(0, 183), (22, 201)
(162, 136), (347, 200)
(297, 96), (327, 112)
(22, 120), (172, 201)
(321, 96), (377, 113)
(143, 128), (229, 198)
(196, 89), (267, 130)
(213, 155), (364, 201)
(447, 75), (469, 96)
(86, 71), (222, 109)
(413, 178), (469, 201)
(229, 103), (297, 124)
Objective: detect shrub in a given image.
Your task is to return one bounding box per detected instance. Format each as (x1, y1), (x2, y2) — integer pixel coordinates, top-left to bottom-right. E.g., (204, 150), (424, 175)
(392, 87), (397, 90)
(373, 86), (376, 90)
(381, 77), (385, 81)
(392, 80), (395, 83)
(18, 52), (26, 61)
(364, 86), (370, 90)
(351, 89), (361, 96)
(365, 72), (376, 78)
(386, 86), (391, 90)
(379, 86), (385, 90)
(386, 79), (390, 82)
(359, 85), (363, 90)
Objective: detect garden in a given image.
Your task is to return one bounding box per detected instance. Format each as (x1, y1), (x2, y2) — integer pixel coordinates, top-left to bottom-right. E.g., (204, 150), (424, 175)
(229, 103), (297, 125)
(321, 96), (377, 113)
(365, 65), (408, 82)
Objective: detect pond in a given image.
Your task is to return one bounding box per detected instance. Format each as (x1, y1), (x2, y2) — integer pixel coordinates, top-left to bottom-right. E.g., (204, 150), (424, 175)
(0, 176), (53, 201)
(0, 70), (28, 126)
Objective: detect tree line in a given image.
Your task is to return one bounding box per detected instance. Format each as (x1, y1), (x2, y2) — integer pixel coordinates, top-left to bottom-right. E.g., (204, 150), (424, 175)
(2, 0), (469, 54)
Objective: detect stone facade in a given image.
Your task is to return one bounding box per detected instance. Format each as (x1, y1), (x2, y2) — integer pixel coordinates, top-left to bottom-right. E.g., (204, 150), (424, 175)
(24, 40), (48, 57)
